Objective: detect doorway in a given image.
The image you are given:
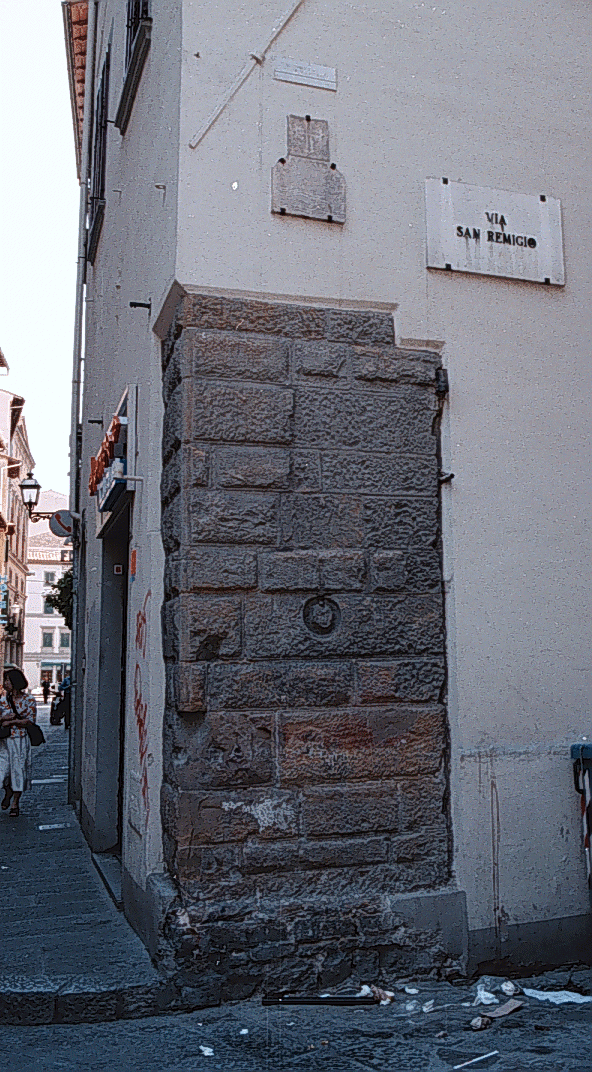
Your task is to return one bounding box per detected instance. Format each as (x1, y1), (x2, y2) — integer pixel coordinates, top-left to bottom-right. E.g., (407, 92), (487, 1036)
(92, 504), (130, 853)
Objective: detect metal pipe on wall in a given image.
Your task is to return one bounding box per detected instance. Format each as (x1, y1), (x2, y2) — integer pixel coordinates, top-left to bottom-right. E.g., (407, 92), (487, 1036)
(67, 0), (98, 808)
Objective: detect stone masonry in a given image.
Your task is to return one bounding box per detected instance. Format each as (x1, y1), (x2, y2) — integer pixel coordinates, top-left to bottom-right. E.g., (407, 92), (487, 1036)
(160, 293), (456, 1003)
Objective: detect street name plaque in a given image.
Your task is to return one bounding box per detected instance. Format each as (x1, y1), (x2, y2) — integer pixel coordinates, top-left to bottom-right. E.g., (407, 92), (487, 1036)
(425, 178), (565, 285)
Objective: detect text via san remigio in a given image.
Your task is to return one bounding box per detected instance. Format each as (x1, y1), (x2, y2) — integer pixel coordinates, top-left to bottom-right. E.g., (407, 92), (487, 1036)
(456, 211), (537, 249)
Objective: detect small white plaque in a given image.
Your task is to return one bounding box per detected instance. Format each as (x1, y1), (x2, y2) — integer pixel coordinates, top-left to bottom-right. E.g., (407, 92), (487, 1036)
(425, 179), (565, 285)
(274, 58), (337, 92)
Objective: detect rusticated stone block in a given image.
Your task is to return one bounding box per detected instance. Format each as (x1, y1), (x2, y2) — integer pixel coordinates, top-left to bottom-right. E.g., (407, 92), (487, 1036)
(241, 835), (389, 874)
(244, 593), (444, 659)
(297, 836), (389, 871)
(389, 830), (449, 868)
(319, 550), (366, 590)
(242, 838), (300, 873)
(301, 785), (398, 837)
(259, 548), (366, 591)
(175, 549), (257, 591)
(326, 309), (394, 346)
(279, 706), (446, 784)
(293, 341), (348, 380)
(294, 387), (435, 452)
(371, 549), (441, 591)
(280, 495), (437, 549)
(162, 339), (182, 401)
(173, 712), (274, 789)
(161, 453), (180, 505)
(293, 909), (358, 941)
(162, 444), (209, 517)
(293, 451), (321, 491)
(351, 346), (438, 387)
(259, 551), (318, 591)
(187, 329), (290, 383)
(320, 451), (435, 496)
(161, 498), (181, 554)
(397, 777), (447, 833)
(362, 498), (438, 549)
(163, 379), (194, 460)
(170, 788), (299, 845)
(188, 491), (279, 545)
(174, 842), (243, 883)
(165, 596), (242, 661)
(208, 661), (354, 710)
(180, 294), (328, 339)
(181, 445), (209, 488)
(192, 384), (294, 444)
(216, 447), (290, 489)
(170, 662), (207, 713)
(356, 658), (446, 703)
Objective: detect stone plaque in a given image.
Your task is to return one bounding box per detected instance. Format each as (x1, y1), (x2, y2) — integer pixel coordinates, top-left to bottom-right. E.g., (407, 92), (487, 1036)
(271, 115), (346, 224)
(273, 58), (337, 91)
(425, 178), (565, 285)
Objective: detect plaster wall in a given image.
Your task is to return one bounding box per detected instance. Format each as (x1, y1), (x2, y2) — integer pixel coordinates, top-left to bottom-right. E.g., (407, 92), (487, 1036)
(78, 0), (182, 885)
(168, 0), (592, 943)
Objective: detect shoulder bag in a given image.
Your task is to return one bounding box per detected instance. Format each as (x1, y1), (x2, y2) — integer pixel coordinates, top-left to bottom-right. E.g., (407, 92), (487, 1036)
(26, 722), (46, 746)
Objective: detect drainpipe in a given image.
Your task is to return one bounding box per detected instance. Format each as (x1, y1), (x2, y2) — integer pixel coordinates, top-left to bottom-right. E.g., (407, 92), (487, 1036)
(68, 0), (97, 807)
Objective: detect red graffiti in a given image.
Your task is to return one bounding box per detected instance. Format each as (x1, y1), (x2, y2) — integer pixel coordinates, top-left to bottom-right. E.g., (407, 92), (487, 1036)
(134, 664), (150, 819)
(135, 589), (151, 657)
(134, 589), (152, 826)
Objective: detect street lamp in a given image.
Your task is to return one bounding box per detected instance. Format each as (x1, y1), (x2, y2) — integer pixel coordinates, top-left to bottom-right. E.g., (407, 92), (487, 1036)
(19, 472), (54, 522)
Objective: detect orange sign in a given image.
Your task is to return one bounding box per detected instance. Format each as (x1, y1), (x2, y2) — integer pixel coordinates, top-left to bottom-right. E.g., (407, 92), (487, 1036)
(89, 415), (122, 496)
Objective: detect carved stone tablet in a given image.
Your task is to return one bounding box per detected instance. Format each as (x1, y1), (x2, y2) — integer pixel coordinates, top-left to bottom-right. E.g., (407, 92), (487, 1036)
(271, 115), (346, 223)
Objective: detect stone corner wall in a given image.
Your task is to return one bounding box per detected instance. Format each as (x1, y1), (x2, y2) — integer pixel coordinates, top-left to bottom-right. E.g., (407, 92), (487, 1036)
(159, 293), (455, 998)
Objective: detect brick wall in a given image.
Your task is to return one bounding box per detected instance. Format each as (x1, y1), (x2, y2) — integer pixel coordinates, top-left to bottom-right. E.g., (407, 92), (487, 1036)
(160, 294), (453, 999)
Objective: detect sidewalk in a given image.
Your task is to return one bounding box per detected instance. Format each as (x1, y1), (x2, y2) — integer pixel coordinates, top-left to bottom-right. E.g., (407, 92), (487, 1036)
(0, 707), (169, 1025)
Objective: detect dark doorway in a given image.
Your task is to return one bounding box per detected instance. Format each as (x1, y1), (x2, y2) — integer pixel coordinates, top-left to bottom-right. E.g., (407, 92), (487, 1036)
(92, 504), (130, 852)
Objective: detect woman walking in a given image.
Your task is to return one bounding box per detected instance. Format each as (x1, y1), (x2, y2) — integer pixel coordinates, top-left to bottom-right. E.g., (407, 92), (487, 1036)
(0, 668), (37, 817)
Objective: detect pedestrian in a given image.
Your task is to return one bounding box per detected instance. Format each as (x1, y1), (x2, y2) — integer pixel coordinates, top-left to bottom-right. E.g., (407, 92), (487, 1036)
(42, 679), (50, 704)
(58, 675), (71, 731)
(0, 668), (37, 818)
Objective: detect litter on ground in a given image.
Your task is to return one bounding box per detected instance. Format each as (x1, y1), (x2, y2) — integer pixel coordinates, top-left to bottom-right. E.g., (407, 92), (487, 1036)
(472, 984), (499, 1007)
(453, 1052), (500, 1070)
(523, 987), (592, 1005)
(470, 998), (524, 1030)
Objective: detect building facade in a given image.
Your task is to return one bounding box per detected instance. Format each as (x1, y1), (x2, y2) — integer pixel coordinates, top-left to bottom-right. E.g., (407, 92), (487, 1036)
(24, 495), (73, 691)
(63, 0), (592, 994)
(0, 390), (34, 671)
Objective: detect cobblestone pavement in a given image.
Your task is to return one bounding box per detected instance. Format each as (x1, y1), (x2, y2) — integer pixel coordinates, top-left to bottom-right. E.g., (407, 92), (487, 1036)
(0, 709), (162, 1020)
(2, 974), (592, 1072)
(2, 709), (592, 1069)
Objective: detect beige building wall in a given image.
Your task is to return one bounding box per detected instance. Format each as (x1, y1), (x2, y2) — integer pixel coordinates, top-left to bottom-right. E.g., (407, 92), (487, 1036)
(163, 0), (591, 951)
(72, 0), (591, 963)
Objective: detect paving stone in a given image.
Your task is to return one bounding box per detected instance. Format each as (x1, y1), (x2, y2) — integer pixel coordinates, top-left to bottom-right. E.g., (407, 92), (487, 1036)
(0, 721), (165, 1025)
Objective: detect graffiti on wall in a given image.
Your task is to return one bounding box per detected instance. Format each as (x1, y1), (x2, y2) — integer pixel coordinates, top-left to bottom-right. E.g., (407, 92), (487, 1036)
(134, 589), (151, 825)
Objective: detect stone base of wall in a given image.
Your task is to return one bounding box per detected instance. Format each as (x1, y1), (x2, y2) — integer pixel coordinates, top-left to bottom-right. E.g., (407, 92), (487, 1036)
(159, 879), (467, 1002)
(469, 913), (592, 976)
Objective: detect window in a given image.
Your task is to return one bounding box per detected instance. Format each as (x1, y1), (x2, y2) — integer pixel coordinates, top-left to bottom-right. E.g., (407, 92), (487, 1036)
(125, 1), (150, 69)
(87, 48), (111, 264)
(44, 572), (55, 585)
(60, 633), (70, 648)
(115, 2), (152, 135)
(43, 599), (54, 615)
(42, 632), (54, 648)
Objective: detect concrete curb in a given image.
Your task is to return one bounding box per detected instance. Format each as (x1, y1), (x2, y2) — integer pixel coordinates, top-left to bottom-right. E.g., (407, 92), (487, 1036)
(0, 980), (215, 1025)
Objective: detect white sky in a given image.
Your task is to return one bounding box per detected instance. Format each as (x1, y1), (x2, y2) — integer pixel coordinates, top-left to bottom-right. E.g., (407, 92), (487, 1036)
(0, 1), (79, 496)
